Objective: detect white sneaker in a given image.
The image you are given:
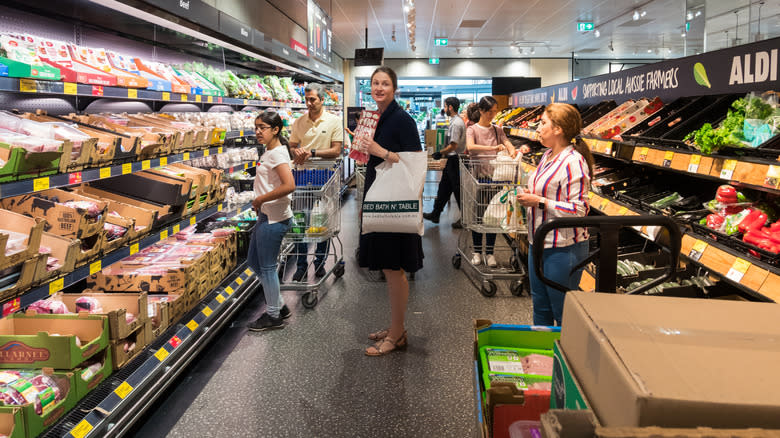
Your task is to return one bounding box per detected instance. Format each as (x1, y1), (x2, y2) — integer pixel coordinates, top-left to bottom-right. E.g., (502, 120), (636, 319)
(486, 254), (498, 268)
(471, 253), (482, 266)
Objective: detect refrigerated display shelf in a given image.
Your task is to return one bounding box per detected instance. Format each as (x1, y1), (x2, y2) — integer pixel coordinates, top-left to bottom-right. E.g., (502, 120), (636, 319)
(0, 201), (254, 318)
(40, 261), (258, 438)
(0, 76), (307, 109)
(520, 161), (779, 303)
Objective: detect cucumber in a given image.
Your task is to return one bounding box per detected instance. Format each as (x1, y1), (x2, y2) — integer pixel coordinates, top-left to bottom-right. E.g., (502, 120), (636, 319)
(629, 260), (645, 272)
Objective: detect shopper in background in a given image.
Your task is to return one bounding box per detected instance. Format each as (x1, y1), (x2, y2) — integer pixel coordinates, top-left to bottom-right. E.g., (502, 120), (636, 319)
(466, 96), (530, 267)
(465, 103), (480, 127)
(247, 111), (296, 331)
(289, 83), (343, 282)
(424, 96), (466, 228)
(359, 66), (424, 356)
(515, 103), (594, 326)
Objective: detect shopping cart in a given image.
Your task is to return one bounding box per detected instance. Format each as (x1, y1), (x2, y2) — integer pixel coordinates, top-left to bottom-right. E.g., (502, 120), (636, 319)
(453, 155), (528, 297)
(424, 156), (446, 202)
(278, 159), (345, 308)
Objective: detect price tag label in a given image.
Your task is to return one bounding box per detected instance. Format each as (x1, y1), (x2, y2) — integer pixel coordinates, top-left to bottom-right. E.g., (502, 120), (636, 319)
(207, 95), (213, 103)
(162, 92), (170, 101)
(122, 163), (132, 174)
(239, 130), (244, 137)
(765, 165), (780, 189)
(70, 420), (93, 438)
(160, 156), (168, 166)
(203, 149), (210, 157)
(236, 277), (244, 285)
(720, 159), (737, 180)
(186, 320), (199, 331)
(160, 230), (168, 240)
(63, 82), (78, 95)
(128, 89), (138, 99)
(92, 85), (104, 96)
(245, 268), (253, 276)
(236, 207), (242, 215)
(173, 224), (180, 234)
(688, 154), (701, 173)
(183, 152), (190, 161)
(169, 336), (181, 348)
(142, 160), (150, 170)
(243, 163), (248, 170)
(99, 167), (111, 179)
(618, 206), (629, 215)
(114, 381), (133, 399)
(49, 277), (64, 295)
(190, 216), (197, 226)
(195, 95), (202, 102)
(662, 151), (674, 167)
(243, 99), (249, 105)
(154, 347), (169, 362)
(33, 177), (49, 192)
(688, 240), (708, 261)
(130, 243), (139, 255)
(68, 172), (83, 185)
(218, 147), (223, 154)
(603, 141), (612, 155)
(216, 294), (226, 304)
(599, 198), (609, 211)
(181, 94), (188, 102)
(225, 286), (234, 295)
(19, 78), (37, 93)
(202, 306), (213, 317)
(218, 204), (223, 212)
(89, 260), (102, 275)
(725, 258), (751, 283)
(638, 147), (649, 161)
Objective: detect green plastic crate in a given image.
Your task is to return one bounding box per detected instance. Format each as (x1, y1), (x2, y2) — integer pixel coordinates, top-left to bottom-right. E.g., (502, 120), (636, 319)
(0, 144), (63, 182)
(0, 57), (60, 80)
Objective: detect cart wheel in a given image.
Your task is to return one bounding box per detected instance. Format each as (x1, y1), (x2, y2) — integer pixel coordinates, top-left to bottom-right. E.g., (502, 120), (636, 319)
(509, 255), (521, 272)
(480, 281), (497, 297)
(301, 291), (318, 309)
(334, 263), (345, 279)
(452, 254), (462, 270)
(511, 281), (524, 297)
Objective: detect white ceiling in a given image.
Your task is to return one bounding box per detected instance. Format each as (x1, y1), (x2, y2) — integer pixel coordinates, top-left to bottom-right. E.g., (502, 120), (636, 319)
(329, 0), (780, 60)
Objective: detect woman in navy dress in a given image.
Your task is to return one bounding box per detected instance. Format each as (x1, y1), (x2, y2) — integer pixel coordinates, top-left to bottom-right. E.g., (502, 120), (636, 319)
(359, 66), (424, 356)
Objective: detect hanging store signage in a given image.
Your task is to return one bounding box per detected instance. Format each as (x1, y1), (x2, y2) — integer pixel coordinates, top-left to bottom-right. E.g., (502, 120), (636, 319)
(290, 38), (309, 57)
(429, 58), (440, 65)
(218, 12), (253, 45)
(144, 0), (219, 31)
(576, 22), (594, 32)
(511, 37), (780, 107)
(434, 38), (448, 46)
(308, 0), (332, 63)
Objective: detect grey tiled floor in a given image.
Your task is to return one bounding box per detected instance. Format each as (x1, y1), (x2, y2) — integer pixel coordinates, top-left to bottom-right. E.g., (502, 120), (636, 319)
(131, 187), (534, 438)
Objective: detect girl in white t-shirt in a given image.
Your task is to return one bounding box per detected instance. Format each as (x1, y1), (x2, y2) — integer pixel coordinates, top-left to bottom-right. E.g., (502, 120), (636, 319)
(247, 112), (295, 331)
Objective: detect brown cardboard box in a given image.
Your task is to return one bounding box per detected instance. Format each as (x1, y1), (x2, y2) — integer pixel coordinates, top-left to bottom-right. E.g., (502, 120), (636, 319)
(540, 410), (598, 438)
(110, 319), (151, 370)
(35, 232), (79, 283)
(148, 293), (185, 337)
(101, 212), (135, 254)
(56, 291), (148, 341)
(0, 254), (46, 302)
(0, 209), (44, 271)
(87, 262), (199, 296)
(560, 292), (780, 429)
(1, 189), (107, 240)
(76, 185), (170, 226)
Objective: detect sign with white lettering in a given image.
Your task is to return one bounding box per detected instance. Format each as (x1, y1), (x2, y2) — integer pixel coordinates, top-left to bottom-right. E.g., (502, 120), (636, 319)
(144, 0), (219, 30)
(219, 12), (253, 45)
(511, 37), (779, 106)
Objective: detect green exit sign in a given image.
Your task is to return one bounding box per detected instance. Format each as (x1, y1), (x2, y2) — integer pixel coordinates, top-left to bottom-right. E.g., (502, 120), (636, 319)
(434, 38), (448, 46)
(576, 22), (594, 31)
(429, 58), (440, 65)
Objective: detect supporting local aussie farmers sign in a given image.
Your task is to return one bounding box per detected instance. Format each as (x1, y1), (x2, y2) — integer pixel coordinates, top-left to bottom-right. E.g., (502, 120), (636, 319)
(511, 37), (780, 107)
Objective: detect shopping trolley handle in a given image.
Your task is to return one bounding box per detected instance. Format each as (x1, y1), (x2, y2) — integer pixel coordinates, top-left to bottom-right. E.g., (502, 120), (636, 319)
(532, 215), (682, 294)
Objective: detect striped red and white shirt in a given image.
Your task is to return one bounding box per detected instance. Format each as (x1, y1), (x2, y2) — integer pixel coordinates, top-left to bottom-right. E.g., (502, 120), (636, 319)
(527, 146), (590, 248)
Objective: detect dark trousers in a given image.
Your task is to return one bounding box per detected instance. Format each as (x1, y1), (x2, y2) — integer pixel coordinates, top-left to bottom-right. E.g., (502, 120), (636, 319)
(431, 155), (461, 215)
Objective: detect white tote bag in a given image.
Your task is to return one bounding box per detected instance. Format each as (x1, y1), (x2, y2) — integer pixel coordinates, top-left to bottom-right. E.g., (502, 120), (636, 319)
(362, 151), (427, 235)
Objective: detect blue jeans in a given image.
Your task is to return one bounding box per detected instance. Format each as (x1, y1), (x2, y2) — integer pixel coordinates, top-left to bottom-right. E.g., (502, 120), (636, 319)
(472, 232), (497, 255)
(247, 214), (291, 318)
(295, 240), (330, 271)
(528, 241), (588, 326)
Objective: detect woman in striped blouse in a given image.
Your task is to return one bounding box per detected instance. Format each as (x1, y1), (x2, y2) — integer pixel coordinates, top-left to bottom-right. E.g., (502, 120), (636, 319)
(515, 103), (594, 326)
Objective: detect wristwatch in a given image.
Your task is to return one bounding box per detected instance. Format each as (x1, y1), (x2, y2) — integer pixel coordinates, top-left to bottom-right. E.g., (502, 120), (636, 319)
(311, 149), (316, 157)
(537, 198), (546, 210)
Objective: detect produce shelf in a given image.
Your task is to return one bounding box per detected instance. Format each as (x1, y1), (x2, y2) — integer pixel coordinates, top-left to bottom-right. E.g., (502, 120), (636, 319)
(0, 76), (307, 110)
(0, 201), (254, 318)
(522, 161), (778, 303)
(41, 261), (258, 438)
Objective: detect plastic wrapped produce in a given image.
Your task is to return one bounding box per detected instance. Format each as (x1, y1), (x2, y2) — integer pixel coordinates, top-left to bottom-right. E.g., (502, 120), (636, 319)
(263, 75), (287, 101)
(75, 296), (103, 313)
(280, 77), (303, 103)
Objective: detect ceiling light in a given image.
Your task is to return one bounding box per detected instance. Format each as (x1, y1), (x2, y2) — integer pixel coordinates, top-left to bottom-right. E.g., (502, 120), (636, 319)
(530, 47), (535, 54)
(404, 5), (409, 12)
(681, 32), (686, 37)
(640, 10), (646, 17)
(594, 29), (600, 38)
(407, 23), (411, 27)
(695, 10), (701, 17)
(519, 48), (524, 54)
(633, 10), (640, 21)
(686, 11), (693, 20)
(647, 49), (652, 53)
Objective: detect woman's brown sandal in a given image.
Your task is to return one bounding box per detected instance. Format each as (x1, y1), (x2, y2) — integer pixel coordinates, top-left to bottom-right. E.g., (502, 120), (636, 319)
(365, 331), (408, 356)
(368, 329), (389, 341)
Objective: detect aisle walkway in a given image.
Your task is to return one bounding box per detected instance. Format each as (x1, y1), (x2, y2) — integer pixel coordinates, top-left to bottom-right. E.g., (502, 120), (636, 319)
(131, 187), (533, 438)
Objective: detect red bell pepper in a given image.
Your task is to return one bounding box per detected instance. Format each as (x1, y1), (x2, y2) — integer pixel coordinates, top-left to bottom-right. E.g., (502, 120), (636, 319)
(770, 221), (780, 233)
(737, 209), (760, 233)
(706, 214), (725, 230)
(745, 212), (768, 233)
(716, 185), (738, 204)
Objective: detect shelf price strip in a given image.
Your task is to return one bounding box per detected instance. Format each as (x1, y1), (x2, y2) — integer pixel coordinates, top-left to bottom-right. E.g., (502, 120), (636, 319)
(662, 151), (674, 168)
(765, 165), (780, 189)
(114, 381), (134, 399)
(688, 155), (701, 173)
(726, 258), (751, 283)
(720, 159), (737, 180)
(688, 240), (708, 261)
(70, 419), (93, 438)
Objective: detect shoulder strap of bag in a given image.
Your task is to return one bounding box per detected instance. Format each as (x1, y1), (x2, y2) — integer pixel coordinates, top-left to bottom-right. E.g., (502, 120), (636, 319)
(493, 125), (499, 145)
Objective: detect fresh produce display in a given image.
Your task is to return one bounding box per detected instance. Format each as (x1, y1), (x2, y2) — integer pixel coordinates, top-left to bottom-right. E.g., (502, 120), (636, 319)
(616, 259), (656, 276)
(280, 77), (303, 104)
(627, 276), (714, 294)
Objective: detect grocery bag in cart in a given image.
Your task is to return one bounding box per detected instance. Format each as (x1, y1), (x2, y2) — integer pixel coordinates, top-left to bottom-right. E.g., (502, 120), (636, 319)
(362, 151), (426, 235)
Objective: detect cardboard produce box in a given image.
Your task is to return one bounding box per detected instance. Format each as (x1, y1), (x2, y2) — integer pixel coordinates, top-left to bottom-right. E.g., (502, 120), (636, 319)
(87, 262), (199, 296)
(0, 254), (47, 303)
(0, 313), (108, 369)
(71, 347), (112, 401)
(55, 291), (148, 341)
(61, 114), (141, 163)
(1, 189), (107, 240)
(0, 406), (24, 438)
(111, 320), (151, 370)
(78, 114), (165, 158)
(0, 210), (44, 271)
(35, 232), (79, 283)
(76, 185), (169, 227)
(560, 292), (780, 429)
(0, 370), (75, 438)
(89, 170), (192, 208)
(148, 293), (184, 337)
(101, 212), (135, 254)
(550, 341), (590, 412)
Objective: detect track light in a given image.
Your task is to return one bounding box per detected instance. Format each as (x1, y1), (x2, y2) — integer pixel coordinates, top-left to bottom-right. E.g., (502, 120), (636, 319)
(681, 32), (686, 37)
(633, 10), (640, 21)
(609, 40), (614, 52)
(695, 10), (701, 17)
(640, 10), (646, 17)
(404, 5), (409, 12)
(647, 49), (652, 53)
(530, 47), (535, 54)
(687, 11), (693, 20)
(594, 29), (600, 38)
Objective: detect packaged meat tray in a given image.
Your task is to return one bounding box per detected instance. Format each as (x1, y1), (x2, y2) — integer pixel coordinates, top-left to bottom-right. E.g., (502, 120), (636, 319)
(479, 346), (554, 376)
(1, 189), (107, 241)
(0, 210), (44, 271)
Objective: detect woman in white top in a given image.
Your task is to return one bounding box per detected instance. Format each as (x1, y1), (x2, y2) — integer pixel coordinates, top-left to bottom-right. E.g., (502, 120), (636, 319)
(516, 103), (594, 326)
(247, 111), (296, 331)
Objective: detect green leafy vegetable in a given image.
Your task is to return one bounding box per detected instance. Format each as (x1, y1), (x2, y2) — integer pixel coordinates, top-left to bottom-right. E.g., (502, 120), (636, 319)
(684, 98), (748, 154)
(693, 63), (711, 88)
